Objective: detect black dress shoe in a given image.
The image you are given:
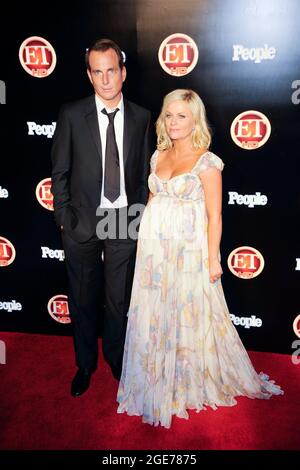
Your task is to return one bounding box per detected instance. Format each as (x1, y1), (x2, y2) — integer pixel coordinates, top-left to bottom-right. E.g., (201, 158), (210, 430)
(71, 368), (92, 397)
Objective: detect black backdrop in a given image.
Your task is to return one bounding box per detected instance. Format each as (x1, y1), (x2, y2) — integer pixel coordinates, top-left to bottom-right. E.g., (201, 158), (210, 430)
(1, 0), (299, 354)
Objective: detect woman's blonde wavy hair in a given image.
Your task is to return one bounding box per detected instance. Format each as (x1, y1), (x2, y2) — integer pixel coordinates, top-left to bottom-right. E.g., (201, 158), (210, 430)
(156, 89), (211, 151)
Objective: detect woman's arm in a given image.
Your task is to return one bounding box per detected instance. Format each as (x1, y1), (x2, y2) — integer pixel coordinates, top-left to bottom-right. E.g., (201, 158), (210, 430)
(199, 168), (223, 283)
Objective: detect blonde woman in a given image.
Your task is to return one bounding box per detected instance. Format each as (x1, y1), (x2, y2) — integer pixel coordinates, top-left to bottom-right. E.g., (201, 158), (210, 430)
(117, 89), (282, 428)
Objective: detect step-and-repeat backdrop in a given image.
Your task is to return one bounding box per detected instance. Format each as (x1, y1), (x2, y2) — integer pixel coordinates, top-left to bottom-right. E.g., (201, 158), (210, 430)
(1, 0), (299, 354)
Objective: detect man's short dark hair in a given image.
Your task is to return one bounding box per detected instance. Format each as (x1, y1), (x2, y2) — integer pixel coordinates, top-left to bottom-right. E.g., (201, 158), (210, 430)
(85, 38), (124, 70)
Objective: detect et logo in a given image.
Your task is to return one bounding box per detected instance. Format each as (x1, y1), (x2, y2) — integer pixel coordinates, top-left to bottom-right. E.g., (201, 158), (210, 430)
(0, 236), (16, 267)
(158, 33), (198, 77)
(227, 246), (265, 279)
(230, 110), (271, 150)
(19, 36), (57, 78)
(47, 295), (71, 324)
(36, 178), (54, 211)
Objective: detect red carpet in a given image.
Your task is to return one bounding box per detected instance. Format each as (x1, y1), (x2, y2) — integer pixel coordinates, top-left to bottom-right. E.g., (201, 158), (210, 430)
(0, 332), (299, 450)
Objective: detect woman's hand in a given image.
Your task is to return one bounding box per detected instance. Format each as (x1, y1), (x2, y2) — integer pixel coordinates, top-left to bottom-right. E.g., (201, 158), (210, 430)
(209, 258), (223, 283)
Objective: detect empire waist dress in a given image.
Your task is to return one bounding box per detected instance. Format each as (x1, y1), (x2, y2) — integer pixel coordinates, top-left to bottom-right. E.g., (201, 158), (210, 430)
(117, 150), (283, 428)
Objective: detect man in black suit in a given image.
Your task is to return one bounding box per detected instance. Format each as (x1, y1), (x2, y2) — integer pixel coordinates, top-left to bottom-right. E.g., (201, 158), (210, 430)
(51, 39), (152, 396)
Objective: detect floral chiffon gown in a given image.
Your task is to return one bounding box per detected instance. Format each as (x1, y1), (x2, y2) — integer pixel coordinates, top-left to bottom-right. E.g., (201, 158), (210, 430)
(117, 150), (283, 428)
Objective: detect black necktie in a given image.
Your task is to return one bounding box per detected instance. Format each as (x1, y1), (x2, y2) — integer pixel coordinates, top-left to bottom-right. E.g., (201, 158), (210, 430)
(101, 108), (120, 203)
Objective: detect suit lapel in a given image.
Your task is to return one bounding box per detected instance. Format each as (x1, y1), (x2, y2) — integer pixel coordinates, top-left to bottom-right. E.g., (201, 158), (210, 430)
(123, 99), (136, 168)
(85, 97), (102, 162)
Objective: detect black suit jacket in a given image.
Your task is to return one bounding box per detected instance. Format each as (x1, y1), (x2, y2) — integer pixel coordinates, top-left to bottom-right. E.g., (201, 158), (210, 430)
(51, 95), (152, 242)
